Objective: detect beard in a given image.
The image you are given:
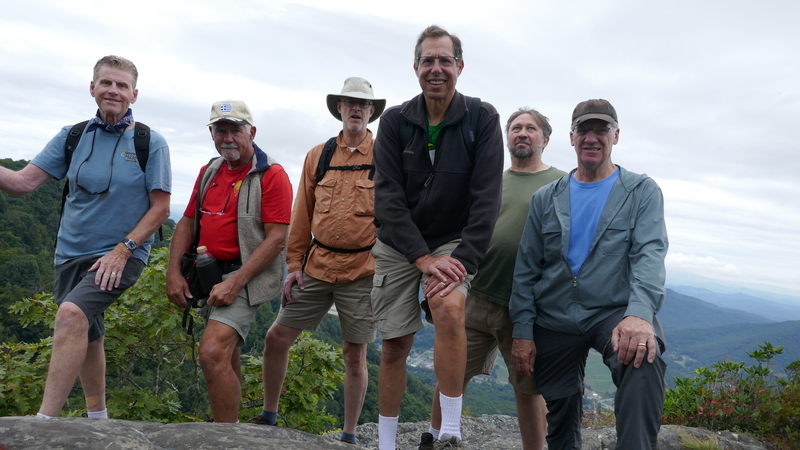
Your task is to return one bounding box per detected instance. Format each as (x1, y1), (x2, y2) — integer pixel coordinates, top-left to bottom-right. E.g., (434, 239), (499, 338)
(219, 144), (241, 161)
(510, 146), (534, 159)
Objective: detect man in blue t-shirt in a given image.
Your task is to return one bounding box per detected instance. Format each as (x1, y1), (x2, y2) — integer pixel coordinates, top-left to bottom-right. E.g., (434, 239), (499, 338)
(510, 99), (668, 449)
(0, 55), (171, 420)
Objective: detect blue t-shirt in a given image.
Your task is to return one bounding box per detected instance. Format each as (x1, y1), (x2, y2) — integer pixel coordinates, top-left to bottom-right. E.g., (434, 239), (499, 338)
(31, 124), (172, 265)
(567, 168), (619, 275)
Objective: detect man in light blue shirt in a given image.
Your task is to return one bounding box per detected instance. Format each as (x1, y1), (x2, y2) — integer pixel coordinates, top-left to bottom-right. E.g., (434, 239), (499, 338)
(0, 55), (171, 419)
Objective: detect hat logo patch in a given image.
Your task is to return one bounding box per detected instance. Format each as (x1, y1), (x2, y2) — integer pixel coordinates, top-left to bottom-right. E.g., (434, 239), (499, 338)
(220, 103), (233, 114)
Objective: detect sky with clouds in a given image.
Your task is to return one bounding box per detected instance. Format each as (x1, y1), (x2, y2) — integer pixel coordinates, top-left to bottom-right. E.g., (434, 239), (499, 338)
(1, 0), (798, 297)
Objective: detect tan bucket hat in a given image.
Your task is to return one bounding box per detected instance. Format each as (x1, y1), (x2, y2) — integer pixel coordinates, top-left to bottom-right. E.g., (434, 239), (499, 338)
(326, 77), (386, 123)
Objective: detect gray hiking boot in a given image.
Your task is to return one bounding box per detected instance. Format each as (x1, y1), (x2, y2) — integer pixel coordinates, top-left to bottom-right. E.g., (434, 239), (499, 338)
(418, 432), (435, 450)
(433, 433), (464, 449)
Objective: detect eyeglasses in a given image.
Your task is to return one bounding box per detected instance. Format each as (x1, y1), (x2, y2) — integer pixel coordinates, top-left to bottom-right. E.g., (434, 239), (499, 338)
(416, 56), (459, 68)
(573, 126), (614, 137)
(339, 99), (373, 109)
(200, 183), (233, 216)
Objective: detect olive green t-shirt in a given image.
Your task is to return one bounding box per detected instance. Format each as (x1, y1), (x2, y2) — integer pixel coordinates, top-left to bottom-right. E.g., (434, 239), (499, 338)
(470, 166), (566, 305)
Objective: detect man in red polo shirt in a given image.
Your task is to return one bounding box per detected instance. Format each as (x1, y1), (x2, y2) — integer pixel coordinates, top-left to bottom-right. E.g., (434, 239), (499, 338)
(167, 100), (292, 422)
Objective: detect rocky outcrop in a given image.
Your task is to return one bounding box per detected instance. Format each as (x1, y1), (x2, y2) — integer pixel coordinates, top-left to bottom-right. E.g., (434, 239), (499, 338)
(356, 415), (773, 449)
(0, 415), (773, 449)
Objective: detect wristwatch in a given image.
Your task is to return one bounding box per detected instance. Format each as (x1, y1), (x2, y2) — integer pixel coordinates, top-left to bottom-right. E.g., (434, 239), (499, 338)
(122, 238), (138, 252)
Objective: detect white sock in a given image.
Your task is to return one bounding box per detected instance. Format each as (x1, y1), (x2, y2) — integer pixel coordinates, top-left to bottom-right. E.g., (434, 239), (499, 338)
(35, 412), (55, 419)
(378, 415), (399, 450)
(87, 409), (108, 419)
(439, 393), (462, 439)
(428, 426), (440, 440)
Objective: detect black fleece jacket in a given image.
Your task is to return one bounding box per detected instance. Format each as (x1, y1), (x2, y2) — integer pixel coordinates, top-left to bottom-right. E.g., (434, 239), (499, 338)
(373, 91), (504, 274)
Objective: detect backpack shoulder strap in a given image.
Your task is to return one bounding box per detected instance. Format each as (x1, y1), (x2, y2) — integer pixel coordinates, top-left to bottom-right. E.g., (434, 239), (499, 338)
(65, 120), (90, 165)
(461, 96), (481, 153)
(315, 137), (339, 184)
(56, 121), (90, 246)
(133, 122), (151, 172)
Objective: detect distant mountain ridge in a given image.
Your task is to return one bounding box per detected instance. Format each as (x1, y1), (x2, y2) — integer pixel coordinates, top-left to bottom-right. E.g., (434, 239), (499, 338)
(658, 288), (773, 330)
(668, 285), (800, 321)
(656, 288), (800, 382)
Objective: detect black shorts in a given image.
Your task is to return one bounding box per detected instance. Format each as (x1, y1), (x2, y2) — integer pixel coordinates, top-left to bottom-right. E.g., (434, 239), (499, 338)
(54, 255), (144, 342)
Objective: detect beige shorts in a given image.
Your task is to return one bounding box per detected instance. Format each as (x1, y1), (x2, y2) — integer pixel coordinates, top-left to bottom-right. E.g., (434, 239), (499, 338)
(370, 239), (472, 340)
(200, 271), (259, 347)
(276, 273), (376, 344)
(465, 292), (538, 395)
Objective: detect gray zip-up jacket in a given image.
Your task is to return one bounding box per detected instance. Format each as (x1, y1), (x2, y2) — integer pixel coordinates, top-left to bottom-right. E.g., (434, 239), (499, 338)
(197, 144), (286, 306)
(510, 166), (668, 340)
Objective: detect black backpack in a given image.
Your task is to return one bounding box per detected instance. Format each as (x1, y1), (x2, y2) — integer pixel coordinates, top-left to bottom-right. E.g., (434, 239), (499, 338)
(315, 137), (375, 184)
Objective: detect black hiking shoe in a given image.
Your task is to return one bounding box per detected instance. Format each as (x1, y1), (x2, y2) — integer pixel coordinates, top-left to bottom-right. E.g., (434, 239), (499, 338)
(418, 432), (435, 449)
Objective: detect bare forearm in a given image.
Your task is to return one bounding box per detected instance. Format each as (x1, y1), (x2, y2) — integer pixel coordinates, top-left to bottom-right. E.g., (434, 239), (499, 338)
(0, 164), (52, 196)
(125, 189), (170, 246)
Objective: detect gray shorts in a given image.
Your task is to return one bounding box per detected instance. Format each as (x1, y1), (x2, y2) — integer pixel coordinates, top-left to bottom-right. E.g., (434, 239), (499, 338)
(464, 292), (538, 395)
(276, 273), (376, 344)
(370, 239), (472, 340)
(54, 255), (145, 343)
(200, 271), (259, 347)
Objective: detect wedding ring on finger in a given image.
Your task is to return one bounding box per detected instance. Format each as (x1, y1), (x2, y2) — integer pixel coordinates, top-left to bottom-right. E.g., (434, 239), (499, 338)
(637, 342), (647, 347)
(439, 282), (446, 287)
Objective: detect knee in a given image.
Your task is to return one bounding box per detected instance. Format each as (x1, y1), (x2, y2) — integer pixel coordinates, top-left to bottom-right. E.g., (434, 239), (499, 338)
(429, 297), (464, 332)
(264, 324), (296, 353)
(381, 338), (412, 366)
(54, 302), (88, 331)
(342, 344), (367, 372)
(199, 341), (228, 374)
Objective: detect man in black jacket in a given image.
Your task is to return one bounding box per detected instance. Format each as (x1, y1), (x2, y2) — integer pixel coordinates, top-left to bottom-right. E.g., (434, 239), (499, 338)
(372, 24), (504, 450)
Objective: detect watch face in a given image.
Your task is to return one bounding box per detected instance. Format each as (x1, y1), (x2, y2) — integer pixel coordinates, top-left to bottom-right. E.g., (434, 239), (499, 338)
(124, 239), (137, 250)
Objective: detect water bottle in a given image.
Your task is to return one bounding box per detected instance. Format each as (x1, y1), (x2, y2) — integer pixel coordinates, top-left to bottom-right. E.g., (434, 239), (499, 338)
(196, 246), (215, 266)
(195, 246), (222, 298)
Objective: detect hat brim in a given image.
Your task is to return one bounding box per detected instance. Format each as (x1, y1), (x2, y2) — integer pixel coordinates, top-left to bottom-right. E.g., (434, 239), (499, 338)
(327, 94), (386, 123)
(207, 117), (250, 126)
(573, 113), (616, 127)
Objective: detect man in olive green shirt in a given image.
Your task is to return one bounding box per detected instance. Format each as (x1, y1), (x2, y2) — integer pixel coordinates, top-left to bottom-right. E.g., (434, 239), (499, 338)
(427, 108), (565, 450)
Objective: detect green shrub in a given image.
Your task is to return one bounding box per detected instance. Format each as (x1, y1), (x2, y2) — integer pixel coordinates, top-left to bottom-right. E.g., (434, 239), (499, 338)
(663, 341), (800, 449)
(240, 331), (343, 434)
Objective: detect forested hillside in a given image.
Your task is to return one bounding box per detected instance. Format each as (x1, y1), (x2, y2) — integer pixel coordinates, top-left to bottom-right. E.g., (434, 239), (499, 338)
(0, 158), (61, 343)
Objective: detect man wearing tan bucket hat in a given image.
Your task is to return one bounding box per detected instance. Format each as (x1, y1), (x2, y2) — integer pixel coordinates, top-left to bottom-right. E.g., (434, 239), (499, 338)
(249, 77), (385, 445)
